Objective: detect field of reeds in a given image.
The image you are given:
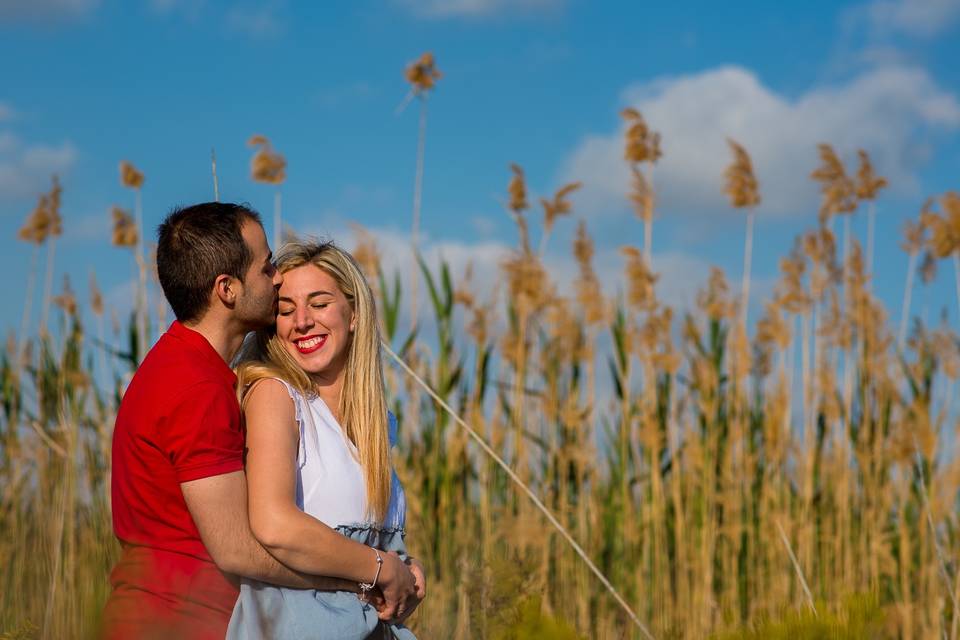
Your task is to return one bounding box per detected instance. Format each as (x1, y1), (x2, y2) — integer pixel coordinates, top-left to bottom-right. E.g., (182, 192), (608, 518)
(3, 54), (960, 640)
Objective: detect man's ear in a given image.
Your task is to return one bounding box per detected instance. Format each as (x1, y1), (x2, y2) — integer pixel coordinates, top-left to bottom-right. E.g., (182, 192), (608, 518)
(213, 274), (237, 308)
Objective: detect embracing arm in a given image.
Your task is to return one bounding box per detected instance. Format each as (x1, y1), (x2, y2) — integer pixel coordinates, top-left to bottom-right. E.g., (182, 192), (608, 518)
(181, 471), (354, 591)
(243, 379), (417, 617)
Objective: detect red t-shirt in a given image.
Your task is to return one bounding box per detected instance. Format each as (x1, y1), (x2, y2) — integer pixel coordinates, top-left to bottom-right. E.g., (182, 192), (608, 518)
(101, 321), (245, 639)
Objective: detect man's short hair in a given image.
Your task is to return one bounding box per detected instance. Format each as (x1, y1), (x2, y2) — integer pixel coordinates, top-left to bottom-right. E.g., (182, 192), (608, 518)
(157, 202), (263, 323)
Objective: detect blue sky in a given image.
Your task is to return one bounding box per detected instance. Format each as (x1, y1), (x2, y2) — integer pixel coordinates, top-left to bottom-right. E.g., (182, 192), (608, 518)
(2, 0), (959, 353)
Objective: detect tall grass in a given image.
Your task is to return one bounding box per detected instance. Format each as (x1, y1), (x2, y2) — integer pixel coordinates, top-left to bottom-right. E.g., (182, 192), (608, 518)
(2, 136), (959, 640)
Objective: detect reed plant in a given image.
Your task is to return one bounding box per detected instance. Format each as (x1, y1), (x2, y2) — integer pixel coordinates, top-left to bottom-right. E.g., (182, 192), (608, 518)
(118, 161), (148, 363)
(2, 127), (959, 640)
(248, 134), (287, 250)
(402, 51), (442, 334)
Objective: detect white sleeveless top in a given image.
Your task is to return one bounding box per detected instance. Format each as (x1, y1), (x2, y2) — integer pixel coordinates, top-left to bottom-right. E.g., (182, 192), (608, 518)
(275, 378), (406, 530)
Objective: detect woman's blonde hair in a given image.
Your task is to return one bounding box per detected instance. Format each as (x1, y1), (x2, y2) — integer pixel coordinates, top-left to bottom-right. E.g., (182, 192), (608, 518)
(235, 239), (391, 523)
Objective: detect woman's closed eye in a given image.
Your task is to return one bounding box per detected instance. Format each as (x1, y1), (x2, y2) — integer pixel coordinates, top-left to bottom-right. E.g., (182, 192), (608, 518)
(278, 302), (328, 316)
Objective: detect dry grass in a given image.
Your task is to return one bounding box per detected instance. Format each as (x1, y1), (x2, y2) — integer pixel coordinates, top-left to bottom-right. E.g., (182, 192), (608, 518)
(2, 122), (959, 640)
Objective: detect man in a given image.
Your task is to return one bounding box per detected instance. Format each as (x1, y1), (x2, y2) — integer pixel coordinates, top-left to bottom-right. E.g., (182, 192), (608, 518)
(101, 203), (418, 639)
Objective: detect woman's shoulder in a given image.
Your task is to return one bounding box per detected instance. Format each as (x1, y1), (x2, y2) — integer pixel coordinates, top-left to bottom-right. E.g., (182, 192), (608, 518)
(244, 376), (303, 409)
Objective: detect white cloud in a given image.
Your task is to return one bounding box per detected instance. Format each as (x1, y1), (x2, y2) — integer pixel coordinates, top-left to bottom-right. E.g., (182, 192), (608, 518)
(395, 0), (563, 19)
(0, 138), (77, 201)
(22, 141), (77, 172)
(0, 0), (99, 22)
(296, 222), (751, 327)
(226, 2), (284, 38)
(560, 65), (960, 219)
(867, 0), (960, 37)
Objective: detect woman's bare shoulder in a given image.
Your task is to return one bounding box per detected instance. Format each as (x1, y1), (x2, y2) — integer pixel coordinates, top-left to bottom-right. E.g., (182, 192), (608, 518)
(244, 378), (297, 418)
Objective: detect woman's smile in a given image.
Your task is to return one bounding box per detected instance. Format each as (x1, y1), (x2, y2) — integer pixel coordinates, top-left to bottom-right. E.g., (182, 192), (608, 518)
(294, 334), (328, 354)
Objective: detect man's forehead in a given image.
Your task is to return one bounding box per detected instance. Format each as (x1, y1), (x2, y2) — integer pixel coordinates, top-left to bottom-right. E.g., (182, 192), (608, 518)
(241, 220), (270, 255)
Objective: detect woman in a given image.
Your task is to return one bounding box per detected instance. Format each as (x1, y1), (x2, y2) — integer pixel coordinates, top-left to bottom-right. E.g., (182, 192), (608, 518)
(227, 240), (424, 640)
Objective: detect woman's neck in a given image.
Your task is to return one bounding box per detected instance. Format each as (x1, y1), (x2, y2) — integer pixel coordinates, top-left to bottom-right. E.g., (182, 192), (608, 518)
(312, 373), (344, 421)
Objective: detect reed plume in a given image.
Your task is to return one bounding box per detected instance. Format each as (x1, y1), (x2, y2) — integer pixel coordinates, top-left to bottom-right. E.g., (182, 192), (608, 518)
(507, 163), (532, 254)
(52, 275), (77, 318)
(538, 181), (581, 257)
(811, 144), (857, 227)
(621, 107), (661, 264)
(110, 206), (137, 248)
(247, 135), (287, 250)
(855, 150), (887, 288)
(621, 245), (659, 312)
(119, 161), (148, 362)
(16, 183), (58, 362)
(573, 220), (607, 327)
(33, 176), (64, 340)
(119, 161), (143, 189)
(405, 52), (442, 93)
(723, 138), (761, 327)
(921, 192), (960, 325)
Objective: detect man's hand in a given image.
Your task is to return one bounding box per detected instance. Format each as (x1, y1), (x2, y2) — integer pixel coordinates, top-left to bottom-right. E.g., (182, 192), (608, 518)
(361, 555), (427, 624)
(395, 556), (426, 623)
(373, 551), (418, 621)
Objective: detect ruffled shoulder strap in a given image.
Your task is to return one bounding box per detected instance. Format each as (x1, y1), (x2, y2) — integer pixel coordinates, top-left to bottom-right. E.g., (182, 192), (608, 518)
(267, 377), (317, 470)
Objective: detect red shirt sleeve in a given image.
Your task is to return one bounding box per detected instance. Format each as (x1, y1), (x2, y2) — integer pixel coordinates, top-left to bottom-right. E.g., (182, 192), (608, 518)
(161, 382), (245, 483)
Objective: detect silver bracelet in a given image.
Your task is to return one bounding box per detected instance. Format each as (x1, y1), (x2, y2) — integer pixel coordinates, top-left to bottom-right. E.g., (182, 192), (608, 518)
(358, 548), (383, 602)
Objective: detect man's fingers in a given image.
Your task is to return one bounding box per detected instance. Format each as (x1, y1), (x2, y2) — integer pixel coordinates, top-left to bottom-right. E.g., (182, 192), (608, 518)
(407, 561), (427, 599)
(377, 600), (399, 621)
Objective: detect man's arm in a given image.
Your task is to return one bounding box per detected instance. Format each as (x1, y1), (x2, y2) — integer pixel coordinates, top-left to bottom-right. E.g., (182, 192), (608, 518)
(181, 470), (353, 591)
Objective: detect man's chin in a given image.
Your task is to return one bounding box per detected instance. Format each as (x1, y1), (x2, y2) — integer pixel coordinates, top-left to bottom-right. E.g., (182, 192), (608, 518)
(237, 314), (275, 333)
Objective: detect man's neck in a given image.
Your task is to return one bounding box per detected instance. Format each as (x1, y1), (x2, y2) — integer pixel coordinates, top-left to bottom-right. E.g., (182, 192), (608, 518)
(182, 313), (247, 365)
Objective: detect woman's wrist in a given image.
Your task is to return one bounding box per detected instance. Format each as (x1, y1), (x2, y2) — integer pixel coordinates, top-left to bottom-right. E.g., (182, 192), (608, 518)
(358, 547), (384, 601)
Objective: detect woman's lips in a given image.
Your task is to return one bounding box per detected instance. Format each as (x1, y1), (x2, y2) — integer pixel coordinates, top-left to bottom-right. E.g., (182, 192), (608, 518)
(294, 335), (327, 354)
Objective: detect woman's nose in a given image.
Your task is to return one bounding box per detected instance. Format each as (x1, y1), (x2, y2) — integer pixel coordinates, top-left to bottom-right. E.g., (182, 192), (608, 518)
(294, 307), (313, 332)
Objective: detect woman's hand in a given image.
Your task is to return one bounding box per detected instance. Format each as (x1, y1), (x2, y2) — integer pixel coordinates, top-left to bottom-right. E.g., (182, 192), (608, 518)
(373, 551), (418, 621)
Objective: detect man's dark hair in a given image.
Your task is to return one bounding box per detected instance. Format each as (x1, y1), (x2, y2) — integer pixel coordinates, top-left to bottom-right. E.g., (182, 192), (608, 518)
(156, 202), (263, 323)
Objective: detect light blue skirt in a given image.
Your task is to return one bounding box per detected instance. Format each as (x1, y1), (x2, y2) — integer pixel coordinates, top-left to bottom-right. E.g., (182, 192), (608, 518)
(226, 525), (417, 640)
